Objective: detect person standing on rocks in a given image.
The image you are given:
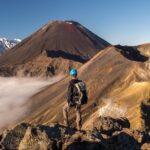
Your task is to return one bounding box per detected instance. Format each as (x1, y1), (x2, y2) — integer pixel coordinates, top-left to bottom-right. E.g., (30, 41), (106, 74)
(63, 69), (88, 130)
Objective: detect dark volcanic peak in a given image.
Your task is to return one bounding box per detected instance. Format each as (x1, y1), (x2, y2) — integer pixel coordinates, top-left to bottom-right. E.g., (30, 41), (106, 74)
(0, 20), (110, 65)
(0, 20), (110, 77)
(41, 20), (110, 55)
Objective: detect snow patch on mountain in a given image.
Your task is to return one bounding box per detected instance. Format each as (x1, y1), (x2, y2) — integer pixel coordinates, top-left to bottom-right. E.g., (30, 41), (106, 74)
(0, 37), (21, 55)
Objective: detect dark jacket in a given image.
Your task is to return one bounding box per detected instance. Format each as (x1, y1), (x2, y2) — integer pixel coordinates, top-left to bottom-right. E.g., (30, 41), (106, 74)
(67, 78), (81, 104)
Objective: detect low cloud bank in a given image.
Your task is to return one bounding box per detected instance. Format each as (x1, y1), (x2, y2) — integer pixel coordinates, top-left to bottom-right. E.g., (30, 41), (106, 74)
(0, 76), (64, 129)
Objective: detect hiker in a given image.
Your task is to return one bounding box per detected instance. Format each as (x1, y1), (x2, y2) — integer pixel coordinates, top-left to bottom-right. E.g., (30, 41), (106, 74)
(63, 69), (88, 130)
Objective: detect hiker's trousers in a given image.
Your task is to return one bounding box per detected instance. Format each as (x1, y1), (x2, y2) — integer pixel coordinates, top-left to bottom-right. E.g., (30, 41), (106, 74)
(63, 102), (82, 130)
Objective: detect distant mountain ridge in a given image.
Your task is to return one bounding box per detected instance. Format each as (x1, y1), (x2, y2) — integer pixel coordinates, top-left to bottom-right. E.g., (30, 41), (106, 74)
(0, 38), (21, 55)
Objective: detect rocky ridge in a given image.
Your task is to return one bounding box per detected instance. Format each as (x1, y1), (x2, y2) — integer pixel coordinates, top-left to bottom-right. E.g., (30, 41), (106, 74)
(0, 115), (150, 150)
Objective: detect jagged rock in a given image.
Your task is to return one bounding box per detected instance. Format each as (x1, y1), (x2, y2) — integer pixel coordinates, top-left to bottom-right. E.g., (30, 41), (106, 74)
(107, 129), (141, 150)
(19, 123), (77, 150)
(131, 130), (145, 143)
(63, 131), (106, 150)
(0, 123), (106, 150)
(1, 123), (29, 150)
(19, 126), (58, 150)
(141, 143), (150, 150)
(107, 128), (149, 149)
(141, 98), (150, 131)
(0, 120), (150, 150)
(93, 116), (130, 135)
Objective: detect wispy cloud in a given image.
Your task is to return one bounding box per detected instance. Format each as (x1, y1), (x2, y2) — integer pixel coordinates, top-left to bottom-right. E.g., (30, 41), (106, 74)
(98, 99), (127, 118)
(0, 76), (64, 129)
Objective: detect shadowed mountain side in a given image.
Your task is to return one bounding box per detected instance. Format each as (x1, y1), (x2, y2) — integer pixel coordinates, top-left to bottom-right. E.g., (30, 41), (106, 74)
(15, 46), (150, 132)
(45, 50), (87, 63)
(0, 21), (110, 77)
(115, 45), (148, 62)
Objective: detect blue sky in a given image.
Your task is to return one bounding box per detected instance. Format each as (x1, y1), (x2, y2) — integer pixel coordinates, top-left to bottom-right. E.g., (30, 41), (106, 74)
(0, 0), (150, 45)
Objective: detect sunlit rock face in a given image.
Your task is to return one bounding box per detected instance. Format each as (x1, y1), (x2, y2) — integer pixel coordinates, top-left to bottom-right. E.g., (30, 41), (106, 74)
(0, 117), (149, 150)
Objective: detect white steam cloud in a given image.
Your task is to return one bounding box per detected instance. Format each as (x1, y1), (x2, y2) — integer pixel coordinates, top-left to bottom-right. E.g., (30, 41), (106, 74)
(98, 99), (127, 118)
(0, 76), (64, 130)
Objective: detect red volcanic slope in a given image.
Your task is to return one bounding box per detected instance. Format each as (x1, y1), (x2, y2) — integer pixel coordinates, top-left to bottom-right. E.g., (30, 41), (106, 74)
(0, 21), (110, 65)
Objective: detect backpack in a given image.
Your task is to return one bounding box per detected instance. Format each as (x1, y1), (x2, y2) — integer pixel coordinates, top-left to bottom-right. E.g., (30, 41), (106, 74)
(74, 81), (88, 105)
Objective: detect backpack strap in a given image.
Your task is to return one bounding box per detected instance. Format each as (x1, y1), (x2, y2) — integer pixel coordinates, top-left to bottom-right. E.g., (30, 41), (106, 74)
(74, 83), (83, 105)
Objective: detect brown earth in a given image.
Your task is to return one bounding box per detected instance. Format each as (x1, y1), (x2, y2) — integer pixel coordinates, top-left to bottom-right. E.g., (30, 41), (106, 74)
(0, 21), (110, 77)
(0, 43), (150, 148)
(11, 45), (149, 132)
(138, 43), (150, 57)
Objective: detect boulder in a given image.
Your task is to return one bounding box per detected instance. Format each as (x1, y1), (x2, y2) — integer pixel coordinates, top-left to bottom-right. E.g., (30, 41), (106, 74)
(0, 119), (149, 150)
(141, 98), (150, 131)
(93, 116), (130, 135)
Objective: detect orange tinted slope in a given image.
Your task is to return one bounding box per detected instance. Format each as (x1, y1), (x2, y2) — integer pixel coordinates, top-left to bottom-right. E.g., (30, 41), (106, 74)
(23, 46), (146, 127)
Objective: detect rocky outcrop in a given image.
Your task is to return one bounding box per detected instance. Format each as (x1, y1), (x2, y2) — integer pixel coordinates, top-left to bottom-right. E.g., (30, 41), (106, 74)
(141, 98), (150, 131)
(93, 117), (130, 135)
(0, 117), (150, 150)
(0, 123), (105, 150)
(0, 123), (29, 149)
(0, 54), (82, 77)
